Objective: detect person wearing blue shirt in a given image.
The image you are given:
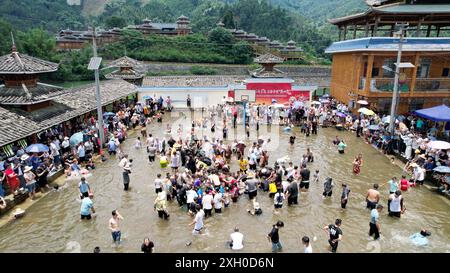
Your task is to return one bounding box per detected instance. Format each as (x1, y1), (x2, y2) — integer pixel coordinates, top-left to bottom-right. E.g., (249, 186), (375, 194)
(388, 177), (399, 194)
(410, 229), (431, 246)
(108, 139), (117, 155)
(369, 205), (383, 240)
(78, 177), (91, 199)
(80, 195), (95, 220)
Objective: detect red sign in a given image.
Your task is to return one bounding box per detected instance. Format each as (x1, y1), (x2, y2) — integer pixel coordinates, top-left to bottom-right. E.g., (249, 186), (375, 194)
(245, 82), (309, 104)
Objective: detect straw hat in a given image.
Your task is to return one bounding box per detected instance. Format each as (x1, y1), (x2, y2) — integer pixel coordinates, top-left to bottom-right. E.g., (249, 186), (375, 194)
(419, 154), (426, 159)
(415, 149), (421, 154)
(410, 163), (418, 168)
(20, 154), (30, 161)
(24, 166), (33, 172)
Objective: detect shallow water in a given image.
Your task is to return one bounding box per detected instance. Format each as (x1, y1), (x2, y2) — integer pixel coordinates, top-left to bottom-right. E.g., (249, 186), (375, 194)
(0, 110), (448, 253)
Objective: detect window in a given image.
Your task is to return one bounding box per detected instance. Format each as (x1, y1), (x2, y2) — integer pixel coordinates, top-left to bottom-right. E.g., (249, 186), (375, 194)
(442, 68), (449, 77)
(416, 58), (431, 78)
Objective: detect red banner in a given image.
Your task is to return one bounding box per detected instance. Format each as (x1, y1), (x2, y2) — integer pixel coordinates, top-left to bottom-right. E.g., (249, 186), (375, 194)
(255, 90), (310, 104)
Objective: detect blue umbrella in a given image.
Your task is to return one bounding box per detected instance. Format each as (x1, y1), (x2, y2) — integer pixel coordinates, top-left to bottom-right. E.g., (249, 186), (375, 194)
(433, 166), (450, 173)
(70, 132), (84, 146)
(103, 112), (115, 117)
(368, 125), (380, 131)
(322, 94), (330, 98)
(26, 143), (49, 153)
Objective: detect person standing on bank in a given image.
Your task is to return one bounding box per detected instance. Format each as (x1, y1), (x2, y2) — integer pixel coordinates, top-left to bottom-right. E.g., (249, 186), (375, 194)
(109, 210), (124, 244)
(267, 221), (284, 253)
(369, 204), (383, 240)
(323, 219), (343, 253)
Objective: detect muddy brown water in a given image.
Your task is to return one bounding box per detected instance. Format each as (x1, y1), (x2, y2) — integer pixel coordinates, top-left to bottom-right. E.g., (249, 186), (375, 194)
(0, 110), (448, 253)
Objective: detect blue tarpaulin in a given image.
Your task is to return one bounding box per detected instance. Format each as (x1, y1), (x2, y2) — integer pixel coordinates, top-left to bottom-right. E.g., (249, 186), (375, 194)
(414, 105), (450, 122)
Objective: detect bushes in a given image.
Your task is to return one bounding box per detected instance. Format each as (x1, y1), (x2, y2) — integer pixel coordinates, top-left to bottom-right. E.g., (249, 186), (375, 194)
(190, 65), (217, 75)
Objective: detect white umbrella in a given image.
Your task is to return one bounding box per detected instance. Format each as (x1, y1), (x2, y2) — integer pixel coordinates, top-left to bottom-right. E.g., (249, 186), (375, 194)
(357, 100), (369, 105)
(428, 141), (450, 150)
(273, 103), (285, 108)
(225, 97), (234, 103)
(357, 107), (368, 113)
(311, 101), (321, 105)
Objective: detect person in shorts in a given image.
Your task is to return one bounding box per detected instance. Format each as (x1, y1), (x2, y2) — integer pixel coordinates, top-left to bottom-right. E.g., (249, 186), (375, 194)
(323, 218), (343, 253)
(299, 165), (311, 191)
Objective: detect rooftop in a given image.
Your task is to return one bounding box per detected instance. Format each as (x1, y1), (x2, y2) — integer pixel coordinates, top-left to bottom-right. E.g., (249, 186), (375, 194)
(0, 80), (137, 147)
(0, 83), (66, 105)
(0, 50), (59, 75)
(329, 4), (450, 24)
(325, 37), (450, 54)
(254, 53), (285, 64)
(104, 56), (143, 69)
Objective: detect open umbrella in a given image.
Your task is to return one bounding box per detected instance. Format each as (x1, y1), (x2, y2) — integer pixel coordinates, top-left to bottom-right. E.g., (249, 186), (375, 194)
(320, 99), (330, 104)
(103, 112), (115, 117)
(70, 132), (84, 147)
(357, 100), (369, 105)
(363, 109), (375, 116)
(336, 112), (347, 118)
(357, 107), (369, 113)
(433, 166), (450, 173)
(273, 103), (285, 108)
(311, 101), (321, 105)
(428, 140), (450, 150)
(293, 101), (303, 109)
(25, 144), (49, 153)
(368, 124), (380, 131)
(272, 99), (277, 103)
(322, 94), (330, 98)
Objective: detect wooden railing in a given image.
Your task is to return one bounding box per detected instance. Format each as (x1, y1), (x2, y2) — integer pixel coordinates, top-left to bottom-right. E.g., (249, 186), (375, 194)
(359, 77), (450, 92)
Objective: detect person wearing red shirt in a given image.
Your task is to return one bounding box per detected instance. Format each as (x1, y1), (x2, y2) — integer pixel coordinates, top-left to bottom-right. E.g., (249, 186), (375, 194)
(400, 175), (409, 191)
(4, 164), (20, 195)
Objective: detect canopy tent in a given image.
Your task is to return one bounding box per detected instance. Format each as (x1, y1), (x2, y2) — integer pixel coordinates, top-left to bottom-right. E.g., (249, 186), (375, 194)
(414, 105), (450, 122)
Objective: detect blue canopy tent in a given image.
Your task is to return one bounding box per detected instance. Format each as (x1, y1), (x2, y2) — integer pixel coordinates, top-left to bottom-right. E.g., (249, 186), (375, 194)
(413, 105), (450, 122)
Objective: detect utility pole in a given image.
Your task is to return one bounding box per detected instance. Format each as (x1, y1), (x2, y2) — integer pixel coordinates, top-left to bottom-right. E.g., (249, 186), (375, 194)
(90, 27), (105, 153)
(388, 23), (408, 135)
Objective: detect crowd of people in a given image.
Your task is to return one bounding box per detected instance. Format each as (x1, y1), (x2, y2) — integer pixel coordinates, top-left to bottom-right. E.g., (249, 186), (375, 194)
(316, 99), (450, 197)
(1, 91), (446, 253)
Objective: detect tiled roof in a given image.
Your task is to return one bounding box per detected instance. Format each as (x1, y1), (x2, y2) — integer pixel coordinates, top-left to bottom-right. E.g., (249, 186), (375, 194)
(254, 53), (285, 64)
(105, 69), (144, 80)
(0, 83), (66, 105)
(104, 56), (142, 69)
(0, 51), (59, 74)
(0, 80), (137, 147)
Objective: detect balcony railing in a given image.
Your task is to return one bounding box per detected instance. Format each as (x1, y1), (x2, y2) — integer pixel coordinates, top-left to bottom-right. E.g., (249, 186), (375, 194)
(359, 77), (450, 92)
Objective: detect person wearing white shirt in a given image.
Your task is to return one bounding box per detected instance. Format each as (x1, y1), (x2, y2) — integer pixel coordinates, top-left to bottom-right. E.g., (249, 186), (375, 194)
(229, 227), (244, 250)
(302, 236), (313, 253)
(213, 193), (223, 213)
(202, 192), (214, 218)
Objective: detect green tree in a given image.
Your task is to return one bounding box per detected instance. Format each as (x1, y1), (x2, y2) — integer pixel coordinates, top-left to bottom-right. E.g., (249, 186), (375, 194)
(104, 16), (127, 29)
(222, 10), (235, 29)
(231, 41), (253, 64)
(17, 28), (55, 60)
(0, 19), (13, 55)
